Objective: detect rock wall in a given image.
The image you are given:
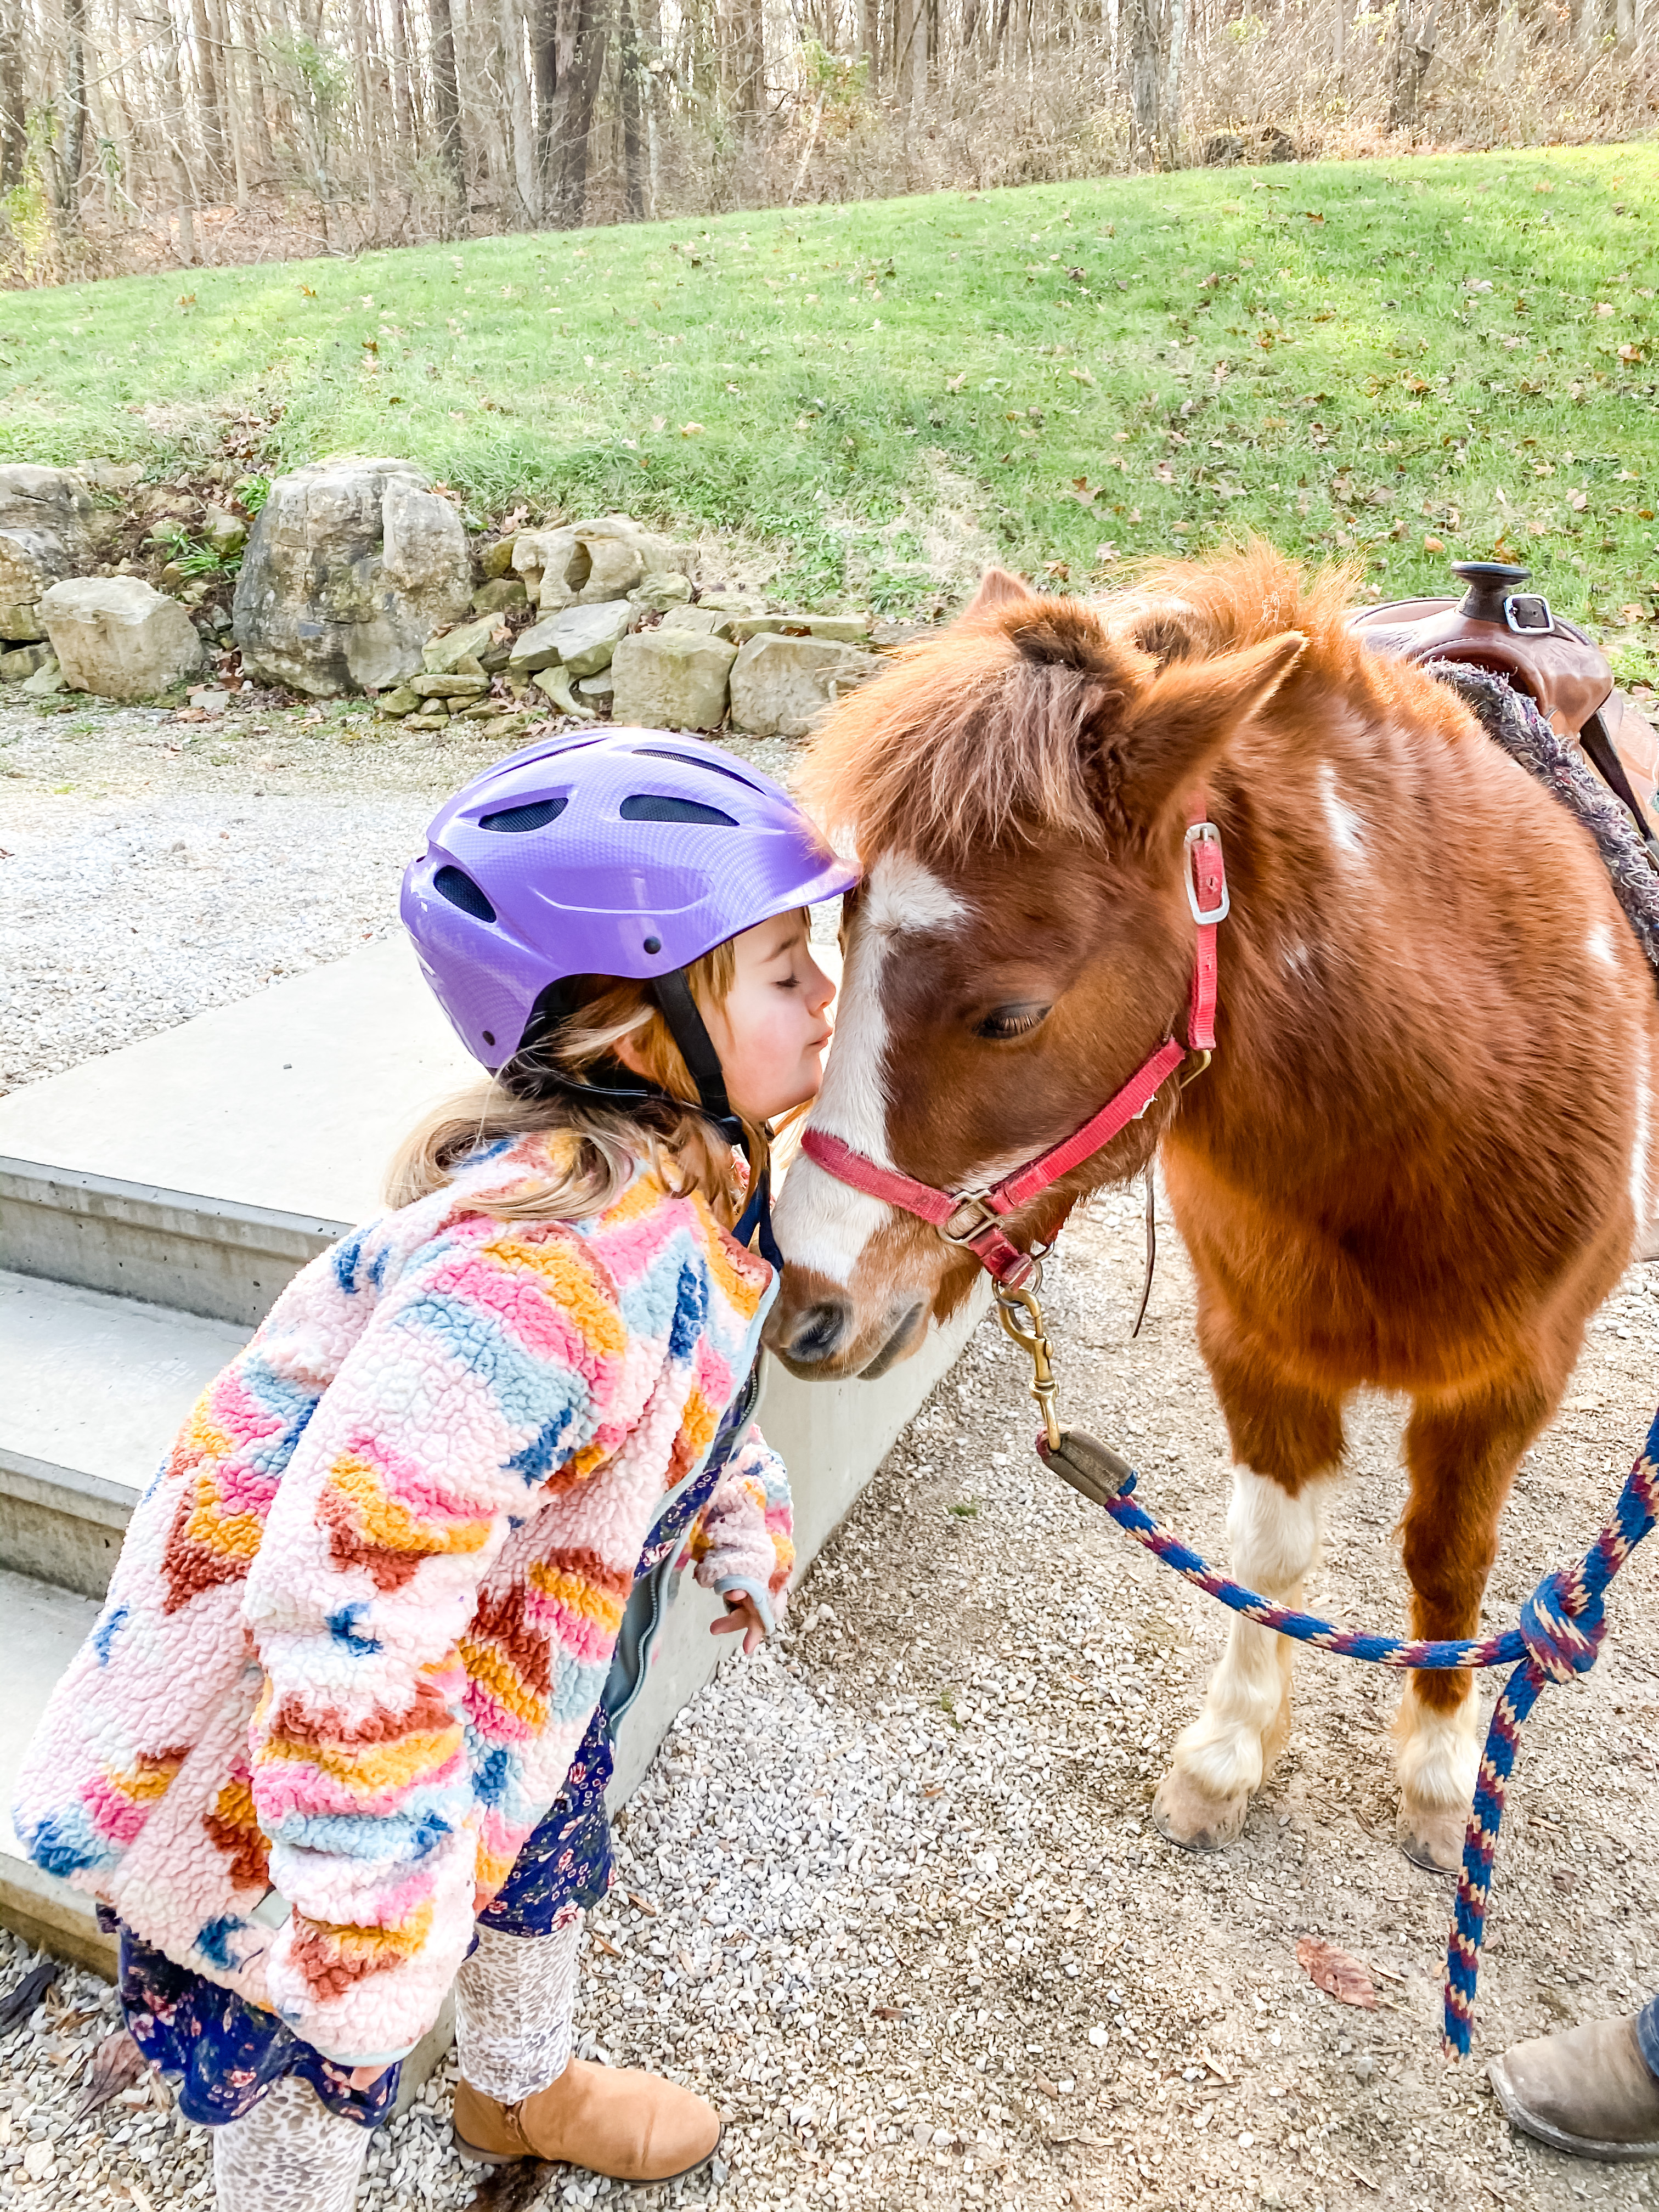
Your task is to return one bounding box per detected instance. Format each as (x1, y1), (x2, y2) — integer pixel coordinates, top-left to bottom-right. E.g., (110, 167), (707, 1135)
(1, 454), (888, 735)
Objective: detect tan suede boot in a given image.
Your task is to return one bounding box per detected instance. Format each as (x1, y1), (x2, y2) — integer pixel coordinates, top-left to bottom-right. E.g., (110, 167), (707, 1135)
(453, 2057), (721, 2182)
(1488, 2015), (1659, 2161)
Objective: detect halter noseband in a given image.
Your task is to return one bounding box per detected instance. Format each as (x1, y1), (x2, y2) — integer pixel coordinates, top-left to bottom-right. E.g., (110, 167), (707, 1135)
(799, 798), (1229, 1293)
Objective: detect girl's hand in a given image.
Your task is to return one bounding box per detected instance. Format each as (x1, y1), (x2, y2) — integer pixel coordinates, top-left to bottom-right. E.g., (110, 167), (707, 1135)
(343, 2064), (392, 2092)
(711, 1593), (767, 1656)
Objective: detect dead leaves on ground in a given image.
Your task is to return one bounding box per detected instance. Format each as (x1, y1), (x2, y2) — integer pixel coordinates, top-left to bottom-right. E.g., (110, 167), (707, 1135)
(75, 2028), (146, 2120)
(1296, 1936), (1378, 2009)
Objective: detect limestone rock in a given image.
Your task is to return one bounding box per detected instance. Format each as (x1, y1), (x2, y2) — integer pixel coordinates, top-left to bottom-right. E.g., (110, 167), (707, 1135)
(403, 712), (452, 733)
(610, 630), (738, 733)
(0, 465), (95, 641)
(232, 457), (471, 695)
(660, 606), (736, 641)
(514, 517), (680, 610)
(39, 577), (205, 700)
(424, 615), (498, 674)
(376, 686), (421, 716)
(698, 591), (768, 616)
(472, 577), (527, 616)
(80, 460), (145, 493)
(411, 672), (488, 698)
(577, 669), (614, 698)
(0, 642), (54, 680)
(200, 506), (248, 557)
(633, 572), (692, 612)
(509, 599), (631, 678)
(729, 612), (871, 644)
(728, 634), (882, 738)
(20, 655), (65, 696)
(187, 688), (231, 715)
(481, 537), (518, 580)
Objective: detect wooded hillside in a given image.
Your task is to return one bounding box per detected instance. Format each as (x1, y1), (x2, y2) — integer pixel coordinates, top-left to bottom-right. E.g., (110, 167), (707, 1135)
(2, 0), (1655, 279)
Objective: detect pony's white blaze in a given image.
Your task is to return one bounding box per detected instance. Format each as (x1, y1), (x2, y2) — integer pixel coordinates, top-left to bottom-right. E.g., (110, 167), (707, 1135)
(1588, 918), (1617, 970)
(1166, 1467), (1325, 1802)
(774, 853), (968, 1284)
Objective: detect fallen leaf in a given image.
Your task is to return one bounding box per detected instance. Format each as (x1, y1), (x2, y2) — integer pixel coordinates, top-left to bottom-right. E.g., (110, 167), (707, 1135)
(1423, 535), (1446, 553)
(873, 2004), (903, 2019)
(76, 2029), (146, 2120)
(1032, 2072), (1062, 2098)
(1596, 302), (1616, 317)
(0, 1960), (57, 2035)
(1569, 490), (1589, 511)
(679, 422), (704, 437)
(628, 1891), (661, 1918)
(1068, 367), (1095, 385)
(1155, 462), (1176, 484)
(1296, 1935), (1377, 2008)
(1618, 345), (1644, 363)
(591, 1933), (623, 1958)
(945, 373), (967, 392)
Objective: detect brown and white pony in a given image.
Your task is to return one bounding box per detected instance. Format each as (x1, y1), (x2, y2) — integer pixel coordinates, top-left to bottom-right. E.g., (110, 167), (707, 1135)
(764, 546), (1659, 1871)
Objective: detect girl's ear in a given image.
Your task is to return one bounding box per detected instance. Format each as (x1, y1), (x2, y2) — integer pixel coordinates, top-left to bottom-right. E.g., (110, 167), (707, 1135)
(962, 566), (1034, 620)
(1112, 631), (1307, 832)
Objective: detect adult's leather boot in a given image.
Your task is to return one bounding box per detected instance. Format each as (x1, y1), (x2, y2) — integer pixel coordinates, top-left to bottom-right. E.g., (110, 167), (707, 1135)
(1488, 2015), (1659, 2160)
(453, 2057), (721, 2181)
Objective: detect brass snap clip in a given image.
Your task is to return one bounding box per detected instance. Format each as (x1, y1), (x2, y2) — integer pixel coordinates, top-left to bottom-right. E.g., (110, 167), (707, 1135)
(994, 1276), (1064, 1453)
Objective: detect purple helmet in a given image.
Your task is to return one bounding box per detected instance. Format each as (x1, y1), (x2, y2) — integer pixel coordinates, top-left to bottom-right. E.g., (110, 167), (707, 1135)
(402, 727), (859, 1070)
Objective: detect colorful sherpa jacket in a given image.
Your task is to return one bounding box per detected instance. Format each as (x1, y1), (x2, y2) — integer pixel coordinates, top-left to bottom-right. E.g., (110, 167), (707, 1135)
(13, 1133), (792, 2069)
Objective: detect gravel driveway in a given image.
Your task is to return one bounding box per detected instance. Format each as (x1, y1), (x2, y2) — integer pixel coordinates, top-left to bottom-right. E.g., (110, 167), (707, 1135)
(4, 691), (1658, 2212)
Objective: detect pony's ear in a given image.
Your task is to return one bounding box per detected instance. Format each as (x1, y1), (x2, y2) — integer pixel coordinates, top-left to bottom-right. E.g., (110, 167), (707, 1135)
(962, 566), (1032, 619)
(1112, 631), (1307, 830)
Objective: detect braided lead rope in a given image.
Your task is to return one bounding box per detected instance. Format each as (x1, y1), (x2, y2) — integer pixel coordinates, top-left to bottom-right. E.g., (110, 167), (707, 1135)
(1039, 1409), (1659, 2056)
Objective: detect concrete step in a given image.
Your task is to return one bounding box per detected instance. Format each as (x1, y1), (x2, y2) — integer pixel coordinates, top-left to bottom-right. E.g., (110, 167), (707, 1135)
(0, 939), (472, 1327)
(0, 1566), (112, 1975)
(0, 1272), (246, 1597)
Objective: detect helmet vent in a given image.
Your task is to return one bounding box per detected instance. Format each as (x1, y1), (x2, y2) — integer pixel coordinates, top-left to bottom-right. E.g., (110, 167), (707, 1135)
(619, 794), (738, 827)
(480, 797), (569, 833)
(630, 747), (764, 793)
(433, 865), (498, 923)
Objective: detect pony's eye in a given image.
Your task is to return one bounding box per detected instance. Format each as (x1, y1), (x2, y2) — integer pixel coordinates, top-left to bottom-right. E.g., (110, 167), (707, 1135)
(975, 1006), (1050, 1041)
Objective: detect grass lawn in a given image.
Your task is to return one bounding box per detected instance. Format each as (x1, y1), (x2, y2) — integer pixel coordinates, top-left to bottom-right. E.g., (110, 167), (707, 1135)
(2, 144), (1657, 624)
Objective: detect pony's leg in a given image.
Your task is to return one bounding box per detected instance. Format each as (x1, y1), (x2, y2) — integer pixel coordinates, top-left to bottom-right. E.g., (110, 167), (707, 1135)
(1152, 1370), (1344, 1853)
(1396, 1370), (1552, 1873)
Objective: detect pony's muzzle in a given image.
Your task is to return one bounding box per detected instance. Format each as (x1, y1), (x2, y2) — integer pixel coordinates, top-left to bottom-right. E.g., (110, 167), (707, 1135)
(765, 1292), (928, 1380)
(774, 1296), (854, 1370)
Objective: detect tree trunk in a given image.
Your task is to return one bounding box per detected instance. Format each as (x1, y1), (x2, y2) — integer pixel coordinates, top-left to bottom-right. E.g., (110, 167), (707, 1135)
(501, 0), (537, 220)
(429, 0), (465, 199)
(58, 0), (89, 221)
(533, 0), (560, 211)
(553, 0), (609, 225)
(1123, 0), (1183, 165)
(1388, 0), (1438, 126)
(0, 0), (22, 191)
(191, 0), (228, 185)
(618, 0), (648, 215)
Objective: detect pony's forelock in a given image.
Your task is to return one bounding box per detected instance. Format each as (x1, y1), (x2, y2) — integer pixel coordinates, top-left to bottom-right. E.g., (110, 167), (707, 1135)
(799, 543), (1364, 866)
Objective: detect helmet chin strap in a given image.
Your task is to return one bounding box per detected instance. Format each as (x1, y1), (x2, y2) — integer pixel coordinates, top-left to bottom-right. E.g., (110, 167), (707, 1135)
(651, 971), (783, 1272)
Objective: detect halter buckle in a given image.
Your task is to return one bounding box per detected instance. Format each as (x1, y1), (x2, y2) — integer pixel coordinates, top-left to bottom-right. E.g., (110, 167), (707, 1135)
(1183, 820), (1231, 926)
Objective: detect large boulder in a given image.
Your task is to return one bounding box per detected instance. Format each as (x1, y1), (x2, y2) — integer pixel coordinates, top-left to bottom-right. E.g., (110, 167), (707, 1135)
(39, 577), (205, 699)
(507, 600), (632, 679)
(610, 630), (738, 732)
(727, 634), (883, 739)
(0, 465), (95, 641)
(512, 516), (681, 611)
(232, 457), (472, 695)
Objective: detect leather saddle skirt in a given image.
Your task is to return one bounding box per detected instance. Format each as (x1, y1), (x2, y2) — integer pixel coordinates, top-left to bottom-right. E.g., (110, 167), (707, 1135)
(1348, 561), (1659, 853)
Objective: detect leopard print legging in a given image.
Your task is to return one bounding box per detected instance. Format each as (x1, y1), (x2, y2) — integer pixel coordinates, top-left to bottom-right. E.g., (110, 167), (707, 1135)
(210, 1913), (584, 2210)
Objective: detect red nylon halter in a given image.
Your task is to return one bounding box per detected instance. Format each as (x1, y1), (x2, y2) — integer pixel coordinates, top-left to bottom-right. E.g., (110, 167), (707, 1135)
(800, 797), (1229, 1293)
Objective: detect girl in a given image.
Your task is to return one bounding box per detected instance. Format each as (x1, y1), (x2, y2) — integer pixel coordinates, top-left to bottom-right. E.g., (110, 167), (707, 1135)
(15, 730), (854, 2210)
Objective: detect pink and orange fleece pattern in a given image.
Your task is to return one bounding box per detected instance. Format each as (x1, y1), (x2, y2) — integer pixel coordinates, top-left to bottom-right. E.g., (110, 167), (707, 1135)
(14, 1135), (791, 2067)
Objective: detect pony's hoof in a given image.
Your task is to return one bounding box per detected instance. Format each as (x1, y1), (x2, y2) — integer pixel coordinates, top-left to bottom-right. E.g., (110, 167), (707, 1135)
(1398, 1799), (1470, 1875)
(1152, 1767), (1249, 1853)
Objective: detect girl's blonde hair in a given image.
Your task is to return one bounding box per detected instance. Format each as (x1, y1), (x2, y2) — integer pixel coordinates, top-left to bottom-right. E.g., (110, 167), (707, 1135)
(386, 934), (776, 1228)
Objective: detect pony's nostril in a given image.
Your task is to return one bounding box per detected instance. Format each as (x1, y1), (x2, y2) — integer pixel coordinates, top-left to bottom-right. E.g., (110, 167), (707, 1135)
(789, 1302), (848, 1364)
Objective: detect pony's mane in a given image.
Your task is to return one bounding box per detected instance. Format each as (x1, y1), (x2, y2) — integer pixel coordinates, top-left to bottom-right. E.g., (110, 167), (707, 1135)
(799, 543), (1363, 864)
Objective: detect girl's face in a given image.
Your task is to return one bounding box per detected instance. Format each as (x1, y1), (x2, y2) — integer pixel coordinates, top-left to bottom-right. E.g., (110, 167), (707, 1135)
(705, 912), (837, 1124)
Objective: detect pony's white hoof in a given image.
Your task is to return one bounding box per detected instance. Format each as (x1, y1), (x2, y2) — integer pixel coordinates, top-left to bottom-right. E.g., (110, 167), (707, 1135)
(1397, 1797), (1470, 1875)
(1152, 1765), (1250, 1853)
